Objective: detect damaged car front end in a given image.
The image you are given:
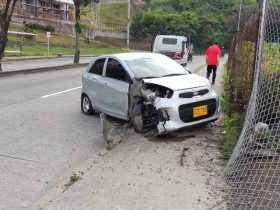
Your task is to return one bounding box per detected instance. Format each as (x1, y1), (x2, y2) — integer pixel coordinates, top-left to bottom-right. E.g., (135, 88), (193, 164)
(129, 74), (219, 135)
(82, 52), (219, 136)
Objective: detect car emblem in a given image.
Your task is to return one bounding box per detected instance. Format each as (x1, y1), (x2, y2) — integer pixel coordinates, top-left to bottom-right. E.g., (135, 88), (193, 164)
(193, 91), (199, 96)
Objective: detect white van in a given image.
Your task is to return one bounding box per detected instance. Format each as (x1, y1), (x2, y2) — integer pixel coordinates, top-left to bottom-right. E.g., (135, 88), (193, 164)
(152, 35), (188, 66)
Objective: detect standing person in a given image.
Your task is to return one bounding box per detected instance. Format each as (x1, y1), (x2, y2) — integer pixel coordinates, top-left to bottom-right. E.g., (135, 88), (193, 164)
(205, 42), (221, 85)
(187, 44), (193, 63)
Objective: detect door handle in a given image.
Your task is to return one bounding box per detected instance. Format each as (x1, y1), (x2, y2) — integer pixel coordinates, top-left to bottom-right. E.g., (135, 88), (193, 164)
(89, 76), (97, 81)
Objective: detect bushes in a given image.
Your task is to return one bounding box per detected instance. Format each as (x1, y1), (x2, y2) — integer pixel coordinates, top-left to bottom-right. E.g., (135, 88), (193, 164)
(227, 38), (256, 112)
(262, 43), (280, 73)
(24, 23), (55, 32)
(220, 113), (243, 160)
(221, 65), (232, 115)
(220, 64), (244, 160)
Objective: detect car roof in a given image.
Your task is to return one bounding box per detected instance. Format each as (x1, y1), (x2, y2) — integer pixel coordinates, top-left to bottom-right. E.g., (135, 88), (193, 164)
(109, 52), (165, 61)
(156, 35), (187, 39)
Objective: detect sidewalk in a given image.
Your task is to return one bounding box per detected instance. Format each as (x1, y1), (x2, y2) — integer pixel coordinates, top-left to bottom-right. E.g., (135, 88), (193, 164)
(186, 55), (205, 73)
(1, 56), (93, 73)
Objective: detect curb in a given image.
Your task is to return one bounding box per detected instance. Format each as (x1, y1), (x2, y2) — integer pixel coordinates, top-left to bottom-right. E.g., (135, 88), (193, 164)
(3, 55), (94, 62)
(0, 63), (89, 77)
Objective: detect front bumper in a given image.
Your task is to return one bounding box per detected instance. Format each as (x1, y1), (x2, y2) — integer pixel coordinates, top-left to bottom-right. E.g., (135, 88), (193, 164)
(155, 88), (220, 134)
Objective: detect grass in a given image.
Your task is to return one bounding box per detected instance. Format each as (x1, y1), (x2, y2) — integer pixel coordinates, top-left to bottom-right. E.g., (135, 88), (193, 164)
(64, 173), (81, 191)
(220, 64), (244, 160)
(5, 45), (127, 57)
(220, 65), (232, 115)
(87, 3), (128, 26)
(6, 24), (126, 57)
(220, 113), (243, 160)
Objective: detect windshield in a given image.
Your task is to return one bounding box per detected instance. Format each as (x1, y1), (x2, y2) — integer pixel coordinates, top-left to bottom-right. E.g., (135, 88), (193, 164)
(125, 55), (188, 79)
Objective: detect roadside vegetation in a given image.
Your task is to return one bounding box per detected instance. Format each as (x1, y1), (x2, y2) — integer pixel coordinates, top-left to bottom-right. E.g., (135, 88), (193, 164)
(6, 24), (126, 57)
(263, 43), (280, 73)
(220, 65), (244, 160)
(64, 173), (82, 192)
(99, 3), (128, 26)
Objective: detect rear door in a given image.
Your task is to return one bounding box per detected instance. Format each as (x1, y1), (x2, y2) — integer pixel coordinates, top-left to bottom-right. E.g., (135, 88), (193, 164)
(86, 58), (106, 110)
(102, 58), (130, 120)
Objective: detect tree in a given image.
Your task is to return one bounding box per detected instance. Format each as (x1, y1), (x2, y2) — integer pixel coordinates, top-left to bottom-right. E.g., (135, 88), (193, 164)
(0, 0), (18, 71)
(73, 0), (81, 64)
(73, 0), (91, 64)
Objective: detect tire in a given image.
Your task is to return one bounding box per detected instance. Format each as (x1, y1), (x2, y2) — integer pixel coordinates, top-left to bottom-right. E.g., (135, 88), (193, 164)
(81, 94), (94, 115)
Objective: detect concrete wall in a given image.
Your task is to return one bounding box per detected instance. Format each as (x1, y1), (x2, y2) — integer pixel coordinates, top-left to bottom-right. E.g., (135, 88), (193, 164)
(94, 31), (127, 39)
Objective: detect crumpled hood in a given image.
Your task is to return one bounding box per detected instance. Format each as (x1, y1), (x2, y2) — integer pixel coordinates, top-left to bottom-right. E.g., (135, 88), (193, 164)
(143, 74), (210, 91)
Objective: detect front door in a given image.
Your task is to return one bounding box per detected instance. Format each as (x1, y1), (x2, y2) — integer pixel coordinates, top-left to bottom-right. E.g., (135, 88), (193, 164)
(102, 58), (130, 120)
(86, 58), (106, 110)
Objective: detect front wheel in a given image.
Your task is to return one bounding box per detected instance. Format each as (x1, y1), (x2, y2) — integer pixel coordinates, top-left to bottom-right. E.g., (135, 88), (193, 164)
(81, 94), (94, 115)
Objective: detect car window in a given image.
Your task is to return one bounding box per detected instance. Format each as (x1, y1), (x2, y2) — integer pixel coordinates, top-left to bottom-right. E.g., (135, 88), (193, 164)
(125, 54), (187, 79)
(106, 58), (130, 82)
(162, 38), (177, 45)
(89, 58), (105, 75)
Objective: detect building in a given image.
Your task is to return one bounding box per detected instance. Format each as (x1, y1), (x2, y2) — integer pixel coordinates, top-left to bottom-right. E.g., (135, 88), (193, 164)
(14, 0), (75, 22)
(7, 0), (75, 35)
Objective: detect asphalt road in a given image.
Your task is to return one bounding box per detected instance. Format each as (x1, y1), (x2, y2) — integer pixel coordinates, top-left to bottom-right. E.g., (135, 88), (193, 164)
(0, 67), (102, 210)
(0, 56), (225, 210)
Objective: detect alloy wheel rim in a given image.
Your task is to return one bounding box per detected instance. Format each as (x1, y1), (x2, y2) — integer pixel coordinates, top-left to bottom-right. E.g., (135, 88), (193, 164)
(83, 97), (90, 112)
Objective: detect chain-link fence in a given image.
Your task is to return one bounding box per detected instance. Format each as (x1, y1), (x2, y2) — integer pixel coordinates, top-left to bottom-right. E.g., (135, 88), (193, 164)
(225, 0), (280, 209)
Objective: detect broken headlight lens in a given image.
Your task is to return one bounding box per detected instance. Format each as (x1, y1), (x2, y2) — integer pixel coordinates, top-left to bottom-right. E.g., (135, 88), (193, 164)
(143, 83), (173, 99)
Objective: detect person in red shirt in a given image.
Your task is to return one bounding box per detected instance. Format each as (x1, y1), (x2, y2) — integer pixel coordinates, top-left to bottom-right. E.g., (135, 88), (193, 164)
(205, 42), (221, 85)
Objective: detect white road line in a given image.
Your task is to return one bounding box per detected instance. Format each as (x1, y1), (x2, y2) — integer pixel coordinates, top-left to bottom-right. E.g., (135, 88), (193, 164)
(40, 86), (82, 99)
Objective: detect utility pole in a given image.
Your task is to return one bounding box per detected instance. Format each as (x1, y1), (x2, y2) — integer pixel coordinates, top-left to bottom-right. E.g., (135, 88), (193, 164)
(237, 0), (243, 32)
(127, 0), (131, 49)
(92, 0), (100, 31)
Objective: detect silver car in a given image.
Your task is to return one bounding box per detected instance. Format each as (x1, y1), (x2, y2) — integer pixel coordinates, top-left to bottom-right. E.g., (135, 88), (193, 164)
(81, 53), (219, 134)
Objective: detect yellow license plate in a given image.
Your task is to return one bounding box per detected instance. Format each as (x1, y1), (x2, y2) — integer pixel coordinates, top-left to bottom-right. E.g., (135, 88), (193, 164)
(193, 105), (208, 118)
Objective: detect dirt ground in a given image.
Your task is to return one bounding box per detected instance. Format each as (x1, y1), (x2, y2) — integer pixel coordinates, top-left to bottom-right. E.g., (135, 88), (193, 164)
(31, 58), (227, 210)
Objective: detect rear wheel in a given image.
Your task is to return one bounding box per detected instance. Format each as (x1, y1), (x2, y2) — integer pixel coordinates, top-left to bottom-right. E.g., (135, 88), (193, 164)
(81, 94), (94, 115)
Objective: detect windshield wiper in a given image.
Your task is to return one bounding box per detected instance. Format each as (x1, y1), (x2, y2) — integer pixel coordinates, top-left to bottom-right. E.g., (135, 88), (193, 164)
(161, 73), (186, 78)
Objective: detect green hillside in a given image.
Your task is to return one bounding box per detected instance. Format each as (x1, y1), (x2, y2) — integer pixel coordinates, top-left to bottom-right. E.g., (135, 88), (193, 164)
(6, 24), (126, 57)
(83, 2), (128, 26)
